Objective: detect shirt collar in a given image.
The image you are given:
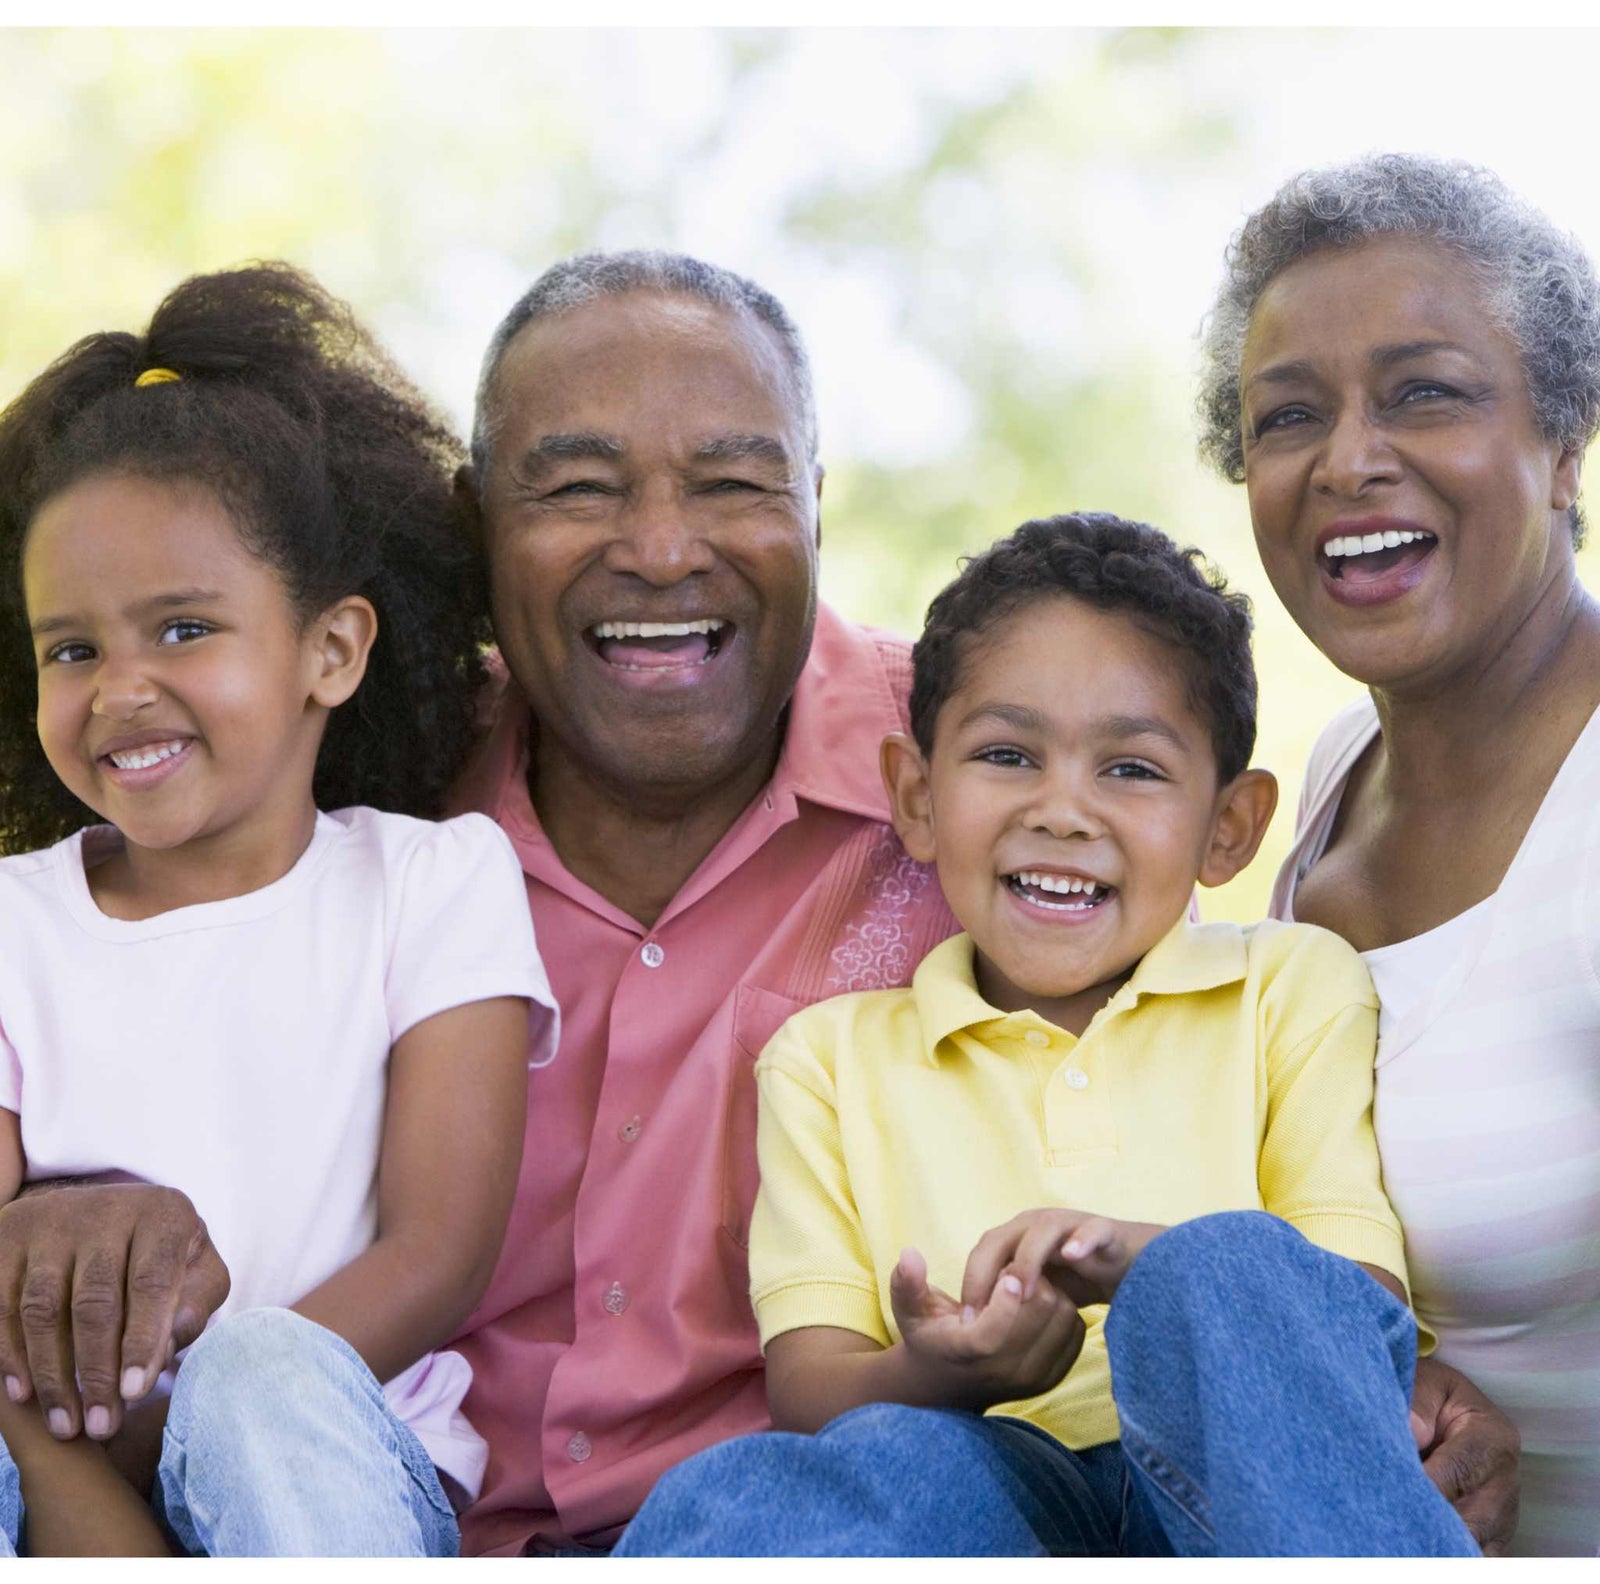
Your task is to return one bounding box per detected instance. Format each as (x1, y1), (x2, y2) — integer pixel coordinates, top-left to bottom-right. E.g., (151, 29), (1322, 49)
(912, 916), (1249, 1065)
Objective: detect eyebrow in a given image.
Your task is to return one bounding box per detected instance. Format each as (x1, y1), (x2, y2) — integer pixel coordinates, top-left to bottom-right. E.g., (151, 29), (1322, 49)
(30, 588), (227, 638)
(1246, 340), (1477, 393)
(692, 433), (793, 469)
(957, 702), (1049, 733)
(1094, 713), (1192, 753)
(513, 431), (626, 480)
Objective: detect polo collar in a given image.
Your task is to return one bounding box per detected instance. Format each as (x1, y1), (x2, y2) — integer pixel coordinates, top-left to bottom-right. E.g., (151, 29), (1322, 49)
(913, 916), (1249, 1065)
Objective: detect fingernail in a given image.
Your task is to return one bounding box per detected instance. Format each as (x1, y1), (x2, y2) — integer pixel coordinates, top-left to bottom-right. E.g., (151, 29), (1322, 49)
(121, 1367), (146, 1399)
(86, 1405), (111, 1438)
(3, 1376), (22, 1403)
(1063, 1239), (1084, 1258)
(1001, 1274), (1022, 1296)
(960, 1304), (976, 1324)
(47, 1407), (71, 1437)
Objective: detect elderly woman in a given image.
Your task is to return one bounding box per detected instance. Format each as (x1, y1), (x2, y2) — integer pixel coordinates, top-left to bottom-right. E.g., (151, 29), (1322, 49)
(1200, 153), (1600, 1558)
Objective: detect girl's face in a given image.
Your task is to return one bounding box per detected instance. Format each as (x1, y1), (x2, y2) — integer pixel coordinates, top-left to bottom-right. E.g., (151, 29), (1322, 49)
(24, 473), (344, 860)
(1239, 233), (1582, 692)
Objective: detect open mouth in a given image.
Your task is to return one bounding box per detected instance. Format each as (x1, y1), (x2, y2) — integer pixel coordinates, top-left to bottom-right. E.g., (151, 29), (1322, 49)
(1006, 870), (1115, 913)
(102, 739), (189, 772)
(1320, 529), (1437, 584)
(587, 618), (731, 671)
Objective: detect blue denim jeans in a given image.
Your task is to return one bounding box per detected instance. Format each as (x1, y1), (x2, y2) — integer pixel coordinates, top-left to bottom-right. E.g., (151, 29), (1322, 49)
(615, 1212), (1482, 1557)
(0, 1307), (457, 1557)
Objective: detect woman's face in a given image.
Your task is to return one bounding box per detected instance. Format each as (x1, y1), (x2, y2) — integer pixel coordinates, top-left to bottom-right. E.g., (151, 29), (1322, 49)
(1240, 233), (1583, 691)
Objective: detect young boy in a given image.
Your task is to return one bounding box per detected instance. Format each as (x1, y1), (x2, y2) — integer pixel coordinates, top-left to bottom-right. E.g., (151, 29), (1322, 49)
(615, 514), (1479, 1558)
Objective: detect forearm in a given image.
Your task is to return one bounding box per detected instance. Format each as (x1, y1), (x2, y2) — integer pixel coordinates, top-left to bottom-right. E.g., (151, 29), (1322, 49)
(766, 1335), (992, 1434)
(293, 1230), (495, 1386)
(0, 1395), (171, 1556)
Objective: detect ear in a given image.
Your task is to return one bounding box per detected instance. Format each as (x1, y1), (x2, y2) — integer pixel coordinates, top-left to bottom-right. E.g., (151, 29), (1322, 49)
(1197, 768), (1278, 890)
(305, 594), (378, 710)
(454, 463), (485, 560)
(881, 731), (937, 865)
(1553, 442), (1584, 514)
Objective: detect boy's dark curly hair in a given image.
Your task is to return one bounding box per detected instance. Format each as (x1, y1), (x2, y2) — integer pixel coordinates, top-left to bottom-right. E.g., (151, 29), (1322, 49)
(910, 512), (1257, 783)
(0, 263), (489, 851)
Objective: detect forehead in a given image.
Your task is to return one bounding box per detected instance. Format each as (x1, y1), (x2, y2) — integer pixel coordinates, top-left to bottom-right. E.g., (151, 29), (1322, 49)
(952, 597), (1200, 729)
(1243, 233), (1511, 371)
(490, 290), (806, 455)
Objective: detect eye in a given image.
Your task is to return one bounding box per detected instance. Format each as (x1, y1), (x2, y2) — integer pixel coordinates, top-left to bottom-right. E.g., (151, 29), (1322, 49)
(1252, 404), (1316, 437)
(44, 640), (95, 665)
(1395, 379), (1461, 405)
(1105, 760), (1163, 781)
(157, 618), (213, 645)
(704, 477), (765, 494)
(974, 745), (1034, 769)
(545, 479), (613, 500)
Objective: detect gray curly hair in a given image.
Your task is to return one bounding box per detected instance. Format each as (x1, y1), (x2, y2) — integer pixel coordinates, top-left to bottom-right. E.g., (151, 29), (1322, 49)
(1198, 153), (1600, 536)
(471, 249), (818, 480)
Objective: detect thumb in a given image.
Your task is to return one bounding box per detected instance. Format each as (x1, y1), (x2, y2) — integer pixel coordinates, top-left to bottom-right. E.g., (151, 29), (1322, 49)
(1409, 1409), (1431, 1452)
(890, 1248), (940, 1329)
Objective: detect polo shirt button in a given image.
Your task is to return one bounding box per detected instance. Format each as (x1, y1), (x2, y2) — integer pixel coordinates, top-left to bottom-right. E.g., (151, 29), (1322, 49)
(1024, 1030), (1049, 1047)
(1063, 1067), (1089, 1090)
(603, 1281), (629, 1315)
(619, 1115), (642, 1143)
(641, 942), (665, 969)
(567, 1431), (592, 1463)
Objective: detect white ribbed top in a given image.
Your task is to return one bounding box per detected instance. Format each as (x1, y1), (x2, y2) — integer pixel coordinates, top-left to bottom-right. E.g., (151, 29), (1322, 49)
(1272, 696), (1600, 1558)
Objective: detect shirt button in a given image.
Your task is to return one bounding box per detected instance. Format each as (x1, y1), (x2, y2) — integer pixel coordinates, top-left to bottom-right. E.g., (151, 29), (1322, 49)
(566, 1431), (592, 1463)
(603, 1282), (629, 1315)
(641, 942), (665, 969)
(1024, 1029), (1050, 1047)
(619, 1115), (642, 1143)
(1063, 1068), (1090, 1090)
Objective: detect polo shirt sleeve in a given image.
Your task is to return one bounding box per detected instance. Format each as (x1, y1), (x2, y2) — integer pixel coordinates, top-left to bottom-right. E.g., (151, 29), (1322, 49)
(384, 812), (560, 1068)
(748, 1007), (891, 1350)
(1256, 925), (1409, 1292)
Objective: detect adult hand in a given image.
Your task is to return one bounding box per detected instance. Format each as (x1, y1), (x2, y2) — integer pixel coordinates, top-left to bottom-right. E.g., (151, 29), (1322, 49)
(960, 1208), (1167, 1311)
(0, 1183), (229, 1442)
(888, 1246), (1085, 1412)
(1410, 1355), (1519, 1555)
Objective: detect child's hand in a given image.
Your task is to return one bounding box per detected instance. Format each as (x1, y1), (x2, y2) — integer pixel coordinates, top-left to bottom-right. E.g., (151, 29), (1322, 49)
(888, 1246), (1086, 1413)
(960, 1210), (1167, 1313)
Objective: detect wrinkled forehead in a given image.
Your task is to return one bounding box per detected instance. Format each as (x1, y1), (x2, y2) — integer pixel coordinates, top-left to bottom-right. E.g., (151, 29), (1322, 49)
(488, 290), (811, 464)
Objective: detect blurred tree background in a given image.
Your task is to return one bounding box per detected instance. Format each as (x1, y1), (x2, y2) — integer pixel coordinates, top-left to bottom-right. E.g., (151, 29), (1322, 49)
(6, 26), (1600, 919)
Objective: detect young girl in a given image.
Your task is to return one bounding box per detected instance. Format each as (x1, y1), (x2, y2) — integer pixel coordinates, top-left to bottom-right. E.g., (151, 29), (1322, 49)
(0, 266), (558, 1556)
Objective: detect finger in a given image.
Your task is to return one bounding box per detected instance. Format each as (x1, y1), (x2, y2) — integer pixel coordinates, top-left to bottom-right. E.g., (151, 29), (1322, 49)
(70, 1244), (127, 1441)
(1409, 1409), (1431, 1452)
(1420, 1442), (1471, 1506)
(960, 1270), (1027, 1354)
(1009, 1221), (1074, 1300)
(1060, 1217), (1118, 1263)
(171, 1227), (229, 1356)
(960, 1223), (1026, 1313)
(20, 1253), (80, 1438)
(0, 1236), (30, 1404)
(117, 1209), (191, 1401)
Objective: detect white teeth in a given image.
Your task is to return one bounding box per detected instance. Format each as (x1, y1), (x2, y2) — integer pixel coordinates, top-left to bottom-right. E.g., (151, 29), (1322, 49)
(107, 741), (185, 771)
(1013, 871), (1105, 901)
(1323, 530), (1434, 559)
(591, 618), (728, 640)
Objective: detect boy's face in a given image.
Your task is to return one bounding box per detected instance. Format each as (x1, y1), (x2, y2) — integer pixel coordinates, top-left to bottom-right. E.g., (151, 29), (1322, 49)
(886, 596), (1274, 1025)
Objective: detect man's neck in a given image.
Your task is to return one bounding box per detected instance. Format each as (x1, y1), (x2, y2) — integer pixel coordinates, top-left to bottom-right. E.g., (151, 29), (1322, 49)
(529, 725), (784, 929)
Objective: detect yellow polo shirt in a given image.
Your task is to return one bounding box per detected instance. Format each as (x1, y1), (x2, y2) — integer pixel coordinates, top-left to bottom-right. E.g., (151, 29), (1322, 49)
(749, 916), (1407, 1452)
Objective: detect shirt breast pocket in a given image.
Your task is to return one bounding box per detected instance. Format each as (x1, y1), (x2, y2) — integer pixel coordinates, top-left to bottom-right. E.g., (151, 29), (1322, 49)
(721, 983), (808, 1249)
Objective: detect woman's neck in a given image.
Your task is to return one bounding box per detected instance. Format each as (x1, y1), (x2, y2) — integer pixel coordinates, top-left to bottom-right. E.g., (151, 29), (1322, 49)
(1371, 571), (1600, 802)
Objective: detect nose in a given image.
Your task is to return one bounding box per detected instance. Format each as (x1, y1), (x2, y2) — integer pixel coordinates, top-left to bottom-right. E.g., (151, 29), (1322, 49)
(90, 657), (160, 720)
(1310, 402), (1403, 499)
(1022, 764), (1105, 843)
(603, 481), (717, 587)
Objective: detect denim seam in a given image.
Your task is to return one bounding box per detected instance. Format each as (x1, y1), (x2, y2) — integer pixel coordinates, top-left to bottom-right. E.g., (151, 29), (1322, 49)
(1115, 1412), (1214, 1541)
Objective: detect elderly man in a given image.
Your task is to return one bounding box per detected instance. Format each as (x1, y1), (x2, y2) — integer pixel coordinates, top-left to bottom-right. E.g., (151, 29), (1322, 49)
(0, 250), (1523, 1557)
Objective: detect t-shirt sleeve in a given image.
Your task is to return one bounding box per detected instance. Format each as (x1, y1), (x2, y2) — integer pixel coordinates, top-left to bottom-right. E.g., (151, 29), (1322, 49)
(1257, 927), (1409, 1291)
(384, 813), (560, 1068)
(748, 1013), (890, 1350)
(0, 1018), (19, 1114)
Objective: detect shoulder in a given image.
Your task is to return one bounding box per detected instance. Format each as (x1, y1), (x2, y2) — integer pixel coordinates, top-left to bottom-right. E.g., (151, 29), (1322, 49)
(324, 806), (518, 872)
(804, 606), (916, 734)
(1239, 917), (1377, 1044)
(1302, 695), (1379, 803)
(758, 984), (921, 1090)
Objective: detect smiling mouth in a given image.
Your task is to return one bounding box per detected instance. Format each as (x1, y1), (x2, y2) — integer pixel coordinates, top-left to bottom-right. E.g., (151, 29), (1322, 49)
(1320, 530), (1437, 583)
(586, 618), (731, 670)
(1007, 871), (1115, 913)
(102, 739), (189, 771)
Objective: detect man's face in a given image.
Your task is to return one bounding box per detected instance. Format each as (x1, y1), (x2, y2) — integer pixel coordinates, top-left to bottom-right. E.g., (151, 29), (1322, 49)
(475, 290), (821, 802)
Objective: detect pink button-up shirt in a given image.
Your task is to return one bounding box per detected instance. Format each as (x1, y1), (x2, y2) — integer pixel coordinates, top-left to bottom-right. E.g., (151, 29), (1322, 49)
(449, 604), (959, 1554)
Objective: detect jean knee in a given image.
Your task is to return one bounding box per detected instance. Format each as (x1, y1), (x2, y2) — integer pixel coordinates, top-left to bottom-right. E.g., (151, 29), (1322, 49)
(172, 1308), (363, 1429)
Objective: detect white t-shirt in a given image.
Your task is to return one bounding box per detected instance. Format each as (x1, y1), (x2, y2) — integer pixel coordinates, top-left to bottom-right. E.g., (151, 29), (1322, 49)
(0, 806), (559, 1499)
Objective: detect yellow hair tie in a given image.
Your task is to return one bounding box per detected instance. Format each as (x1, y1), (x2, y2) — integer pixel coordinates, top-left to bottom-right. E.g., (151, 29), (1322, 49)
(134, 368), (181, 388)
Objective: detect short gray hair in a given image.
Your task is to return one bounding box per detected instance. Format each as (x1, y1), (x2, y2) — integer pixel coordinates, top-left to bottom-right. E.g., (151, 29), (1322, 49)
(471, 249), (818, 479)
(1198, 153), (1600, 499)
